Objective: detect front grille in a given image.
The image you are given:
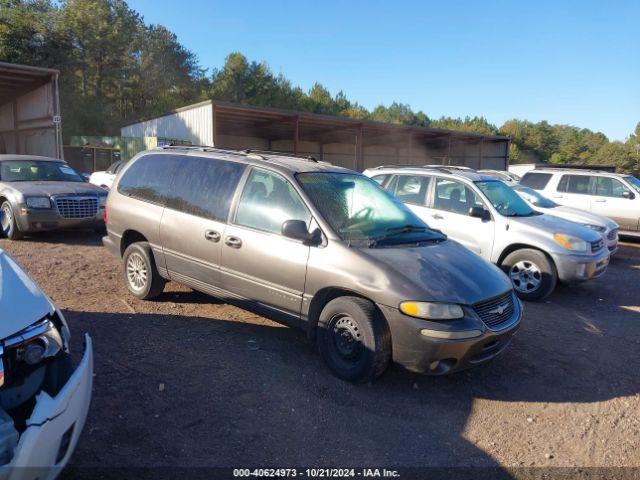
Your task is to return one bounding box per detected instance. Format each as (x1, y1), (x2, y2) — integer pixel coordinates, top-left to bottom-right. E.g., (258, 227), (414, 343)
(607, 228), (618, 241)
(472, 291), (515, 329)
(55, 197), (98, 219)
(591, 238), (604, 254)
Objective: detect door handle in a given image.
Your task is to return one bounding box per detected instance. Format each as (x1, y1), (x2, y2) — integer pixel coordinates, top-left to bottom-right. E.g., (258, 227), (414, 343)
(225, 236), (243, 248)
(431, 214), (444, 220)
(552, 195), (563, 199)
(204, 229), (220, 242)
(594, 199), (606, 203)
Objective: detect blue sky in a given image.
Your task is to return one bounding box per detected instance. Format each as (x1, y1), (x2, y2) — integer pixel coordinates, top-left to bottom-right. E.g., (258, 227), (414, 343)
(129, 0), (639, 140)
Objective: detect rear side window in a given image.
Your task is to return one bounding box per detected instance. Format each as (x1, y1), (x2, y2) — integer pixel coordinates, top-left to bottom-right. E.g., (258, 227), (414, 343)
(117, 155), (177, 205)
(167, 156), (245, 221)
(520, 172), (552, 190)
(559, 175), (593, 194)
(393, 175), (431, 205)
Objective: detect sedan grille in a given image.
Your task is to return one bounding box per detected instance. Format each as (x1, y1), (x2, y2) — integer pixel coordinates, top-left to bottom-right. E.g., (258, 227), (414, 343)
(55, 197), (98, 219)
(472, 291), (515, 329)
(591, 239), (604, 254)
(607, 228), (618, 241)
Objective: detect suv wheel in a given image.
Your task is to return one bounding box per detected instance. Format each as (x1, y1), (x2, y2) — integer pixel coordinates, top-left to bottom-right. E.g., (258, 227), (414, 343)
(122, 242), (166, 300)
(501, 248), (557, 301)
(317, 296), (391, 382)
(1, 201), (23, 240)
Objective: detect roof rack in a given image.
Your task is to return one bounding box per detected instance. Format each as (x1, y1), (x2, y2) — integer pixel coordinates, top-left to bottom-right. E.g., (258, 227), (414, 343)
(241, 149), (319, 163)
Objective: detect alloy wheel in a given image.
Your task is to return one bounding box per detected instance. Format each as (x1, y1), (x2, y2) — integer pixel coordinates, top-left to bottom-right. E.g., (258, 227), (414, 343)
(510, 260), (542, 293)
(126, 252), (148, 291)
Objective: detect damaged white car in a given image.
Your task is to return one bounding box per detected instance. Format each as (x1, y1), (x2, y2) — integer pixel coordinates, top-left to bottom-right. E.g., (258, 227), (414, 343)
(0, 245), (92, 479)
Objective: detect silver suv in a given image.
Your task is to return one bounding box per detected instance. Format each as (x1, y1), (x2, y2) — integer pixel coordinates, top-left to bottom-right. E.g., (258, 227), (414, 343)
(103, 147), (521, 382)
(520, 168), (640, 237)
(364, 166), (609, 301)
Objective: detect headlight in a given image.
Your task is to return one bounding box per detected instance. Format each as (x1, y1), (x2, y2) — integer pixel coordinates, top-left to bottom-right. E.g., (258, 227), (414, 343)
(553, 233), (588, 252)
(25, 196), (51, 209)
(399, 301), (464, 320)
(583, 224), (605, 232)
(99, 195), (107, 207)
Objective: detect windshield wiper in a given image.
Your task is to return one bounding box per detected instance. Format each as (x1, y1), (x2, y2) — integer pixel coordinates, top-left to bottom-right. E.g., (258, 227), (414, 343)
(384, 224), (428, 234)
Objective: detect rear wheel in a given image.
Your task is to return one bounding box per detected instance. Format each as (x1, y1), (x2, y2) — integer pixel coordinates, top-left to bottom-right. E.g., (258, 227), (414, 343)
(317, 296), (391, 382)
(501, 248), (557, 301)
(122, 242), (166, 300)
(1, 201), (23, 240)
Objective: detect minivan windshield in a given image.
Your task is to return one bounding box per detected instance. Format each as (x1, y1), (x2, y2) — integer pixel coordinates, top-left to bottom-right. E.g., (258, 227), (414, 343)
(624, 176), (640, 194)
(475, 180), (538, 217)
(297, 172), (445, 246)
(513, 185), (557, 208)
(0, 160), (84, 182)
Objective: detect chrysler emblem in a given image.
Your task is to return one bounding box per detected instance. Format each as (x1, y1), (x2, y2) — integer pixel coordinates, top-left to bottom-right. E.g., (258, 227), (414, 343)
(489, 303), (509, 315)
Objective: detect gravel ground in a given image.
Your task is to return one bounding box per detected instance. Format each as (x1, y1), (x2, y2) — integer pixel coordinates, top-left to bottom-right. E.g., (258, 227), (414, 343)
(1, 232), (639, 477)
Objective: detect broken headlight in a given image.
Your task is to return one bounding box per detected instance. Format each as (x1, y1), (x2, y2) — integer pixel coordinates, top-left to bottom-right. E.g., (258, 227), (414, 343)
(0, 318), (65, 388)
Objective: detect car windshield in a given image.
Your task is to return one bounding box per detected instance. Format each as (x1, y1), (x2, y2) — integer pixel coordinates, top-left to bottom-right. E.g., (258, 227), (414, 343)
(514, 186), (557, 208)
(475, 180), (538, 217)
(624, 176), (640, 193)
(0, 160), (84, 182)
(297, 172), (445, 246)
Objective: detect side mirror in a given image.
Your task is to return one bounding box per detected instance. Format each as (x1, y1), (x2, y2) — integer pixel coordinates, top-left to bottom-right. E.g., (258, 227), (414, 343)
(81, 173), (90, 182)
(282, 219), (321, 245)
(469, 206), (490, 220)
(623, 191), (635, 199)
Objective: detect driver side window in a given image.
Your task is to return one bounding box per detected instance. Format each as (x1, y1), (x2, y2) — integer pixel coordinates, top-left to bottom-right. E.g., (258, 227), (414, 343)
(433, 178), (483, 215)
(235, 168), (311, 235)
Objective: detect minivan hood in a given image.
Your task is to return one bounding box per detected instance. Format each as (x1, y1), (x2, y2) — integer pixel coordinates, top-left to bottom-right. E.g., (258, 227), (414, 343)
(0, 249), (52, 338)
(509, 213), (601, 242)
(359, 240), (512, 305)
(545, 205), (618, 230)
(7, 181), (106, 197)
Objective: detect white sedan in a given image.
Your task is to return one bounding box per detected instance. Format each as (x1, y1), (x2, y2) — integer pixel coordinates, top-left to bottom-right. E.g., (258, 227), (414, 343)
(513, 184), (619, 254)
(89, 160), (124, 189)
(0, 242), (92, 479)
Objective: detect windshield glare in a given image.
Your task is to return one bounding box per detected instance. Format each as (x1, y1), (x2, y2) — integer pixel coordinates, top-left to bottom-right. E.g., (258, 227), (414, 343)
(0, 161), (84, 182)
(625, 176), (640, 193)
(475, 180), (536, 217)
(514, 186), (557, 208)
(297, 172), (443, 244)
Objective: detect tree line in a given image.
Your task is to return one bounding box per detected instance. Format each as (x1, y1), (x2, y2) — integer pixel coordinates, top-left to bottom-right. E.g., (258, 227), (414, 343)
(1, 0), (638, 173)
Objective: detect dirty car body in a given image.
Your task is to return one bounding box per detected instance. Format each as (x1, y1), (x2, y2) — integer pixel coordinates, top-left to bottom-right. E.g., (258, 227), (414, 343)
(0, 155), (107, 238)
(104, 147), (521, 380)
(0, 246), (92, 479)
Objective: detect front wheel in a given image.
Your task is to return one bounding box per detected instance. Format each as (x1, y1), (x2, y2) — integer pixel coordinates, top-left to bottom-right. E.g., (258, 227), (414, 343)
(317, 296), (391, 382)
(1, 201), (23, 240)
(501, 248), (557, 301)
(122, 242), (166, 300)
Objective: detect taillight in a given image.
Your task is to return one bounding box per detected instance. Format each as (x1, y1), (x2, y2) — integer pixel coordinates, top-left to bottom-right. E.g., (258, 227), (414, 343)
(104, 205), (108, 223)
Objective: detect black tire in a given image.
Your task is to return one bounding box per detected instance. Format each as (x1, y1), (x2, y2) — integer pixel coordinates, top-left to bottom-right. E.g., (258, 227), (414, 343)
(501, 248), (557, 301)
(1, 201), (23, 240)
(122, 241), (166, 300)
(317, 296), (391, 383)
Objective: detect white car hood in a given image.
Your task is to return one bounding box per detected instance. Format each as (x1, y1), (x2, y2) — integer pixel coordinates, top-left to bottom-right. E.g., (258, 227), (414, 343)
(544, 205), (618, 230)
(0, 249), (52, 338)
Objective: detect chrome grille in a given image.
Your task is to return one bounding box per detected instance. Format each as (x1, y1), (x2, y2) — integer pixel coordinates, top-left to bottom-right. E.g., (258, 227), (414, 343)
(607, 228), (618, 241)
(55, 197), (98, 219)
(591, 238), (604, 254)
(472, 291), (515, 329)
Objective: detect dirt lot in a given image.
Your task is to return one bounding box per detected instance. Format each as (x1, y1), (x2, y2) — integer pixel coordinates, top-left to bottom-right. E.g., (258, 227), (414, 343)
(1, 232), (639, 477)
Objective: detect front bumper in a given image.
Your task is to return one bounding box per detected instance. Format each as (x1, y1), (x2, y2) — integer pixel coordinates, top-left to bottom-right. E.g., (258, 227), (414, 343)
(1, 335), (93, 480)
(551, 248), (610, 283)
(16, 207), (104, 233)
(379, 299), (521, 375)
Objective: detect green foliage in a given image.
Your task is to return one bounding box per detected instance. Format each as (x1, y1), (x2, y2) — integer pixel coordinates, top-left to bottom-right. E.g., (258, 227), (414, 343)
(0, 0), (637, 173)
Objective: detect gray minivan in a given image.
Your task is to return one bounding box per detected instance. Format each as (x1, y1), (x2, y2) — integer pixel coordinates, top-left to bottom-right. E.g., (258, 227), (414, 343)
(103, 147), (521, 382)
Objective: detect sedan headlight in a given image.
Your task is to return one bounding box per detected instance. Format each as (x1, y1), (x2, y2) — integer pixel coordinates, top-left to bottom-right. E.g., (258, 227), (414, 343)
(399, 301), (464, 320)
(553, 233), (588, 252)
(582, 224), (606, 233)
(25, 196), (51, 209)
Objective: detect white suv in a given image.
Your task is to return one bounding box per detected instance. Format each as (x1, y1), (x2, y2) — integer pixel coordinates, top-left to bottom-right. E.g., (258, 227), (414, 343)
(520, 168), (640, 237)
